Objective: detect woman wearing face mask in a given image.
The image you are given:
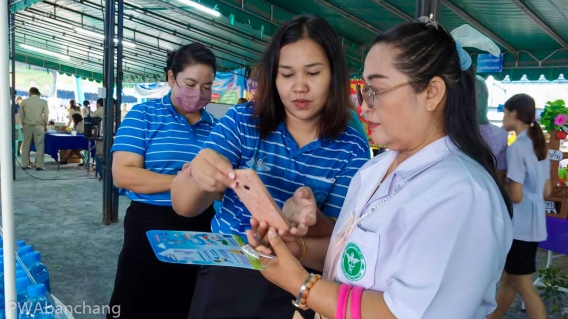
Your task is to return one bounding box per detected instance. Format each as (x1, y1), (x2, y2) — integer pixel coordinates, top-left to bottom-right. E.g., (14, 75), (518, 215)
(107, 43), (218, 319)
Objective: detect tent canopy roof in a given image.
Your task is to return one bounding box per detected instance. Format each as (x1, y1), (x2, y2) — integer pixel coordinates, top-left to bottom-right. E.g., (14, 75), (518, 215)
(12, 0), (568, 82)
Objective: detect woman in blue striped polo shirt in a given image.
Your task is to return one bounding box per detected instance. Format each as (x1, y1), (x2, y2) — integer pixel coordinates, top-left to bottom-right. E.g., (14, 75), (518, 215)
(172, 15), (370, 319)
(107, 43), (218, 319)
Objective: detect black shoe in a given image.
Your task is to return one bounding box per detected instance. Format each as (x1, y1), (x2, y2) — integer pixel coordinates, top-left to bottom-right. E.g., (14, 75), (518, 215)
(36, 167), (45, 171)
(78, 163), (85, 166)
(22, 166), (31, 170)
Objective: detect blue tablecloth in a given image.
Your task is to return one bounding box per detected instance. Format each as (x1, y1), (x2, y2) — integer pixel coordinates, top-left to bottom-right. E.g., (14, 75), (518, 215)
(31, 133), (91, 162)
(540, 217), (568, 255)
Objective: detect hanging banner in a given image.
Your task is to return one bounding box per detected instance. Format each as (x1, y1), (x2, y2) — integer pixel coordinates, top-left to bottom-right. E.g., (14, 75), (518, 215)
(244, 78), (258, 101)
(477, 53), (504, 73)
(212, 68), (246, 104)
(12, 61), (57, 97)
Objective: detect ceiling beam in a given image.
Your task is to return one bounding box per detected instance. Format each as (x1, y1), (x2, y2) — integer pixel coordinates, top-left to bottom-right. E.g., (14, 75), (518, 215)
(15, 29), (163, 75)
(441, 0), (517, 53)
(115, 0), (265, 57)
(123, 0), (270, 45)
(39, 0), (259, 65)
(215, 0), (363, 62)
(16, 15), (166, 69)
(311, 0), (382, 35)
(511, 0), (568, 51)
(370, 0), (413, 22)
(24, 4), (253, 69)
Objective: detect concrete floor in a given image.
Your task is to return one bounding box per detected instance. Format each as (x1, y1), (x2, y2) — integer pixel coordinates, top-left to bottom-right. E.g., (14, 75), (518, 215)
(0, 155), (567, 318)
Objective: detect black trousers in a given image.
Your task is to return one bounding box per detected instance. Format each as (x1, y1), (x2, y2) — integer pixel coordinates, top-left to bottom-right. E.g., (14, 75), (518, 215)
(108, 201), (215, 319)
(188, 266), (316, 319)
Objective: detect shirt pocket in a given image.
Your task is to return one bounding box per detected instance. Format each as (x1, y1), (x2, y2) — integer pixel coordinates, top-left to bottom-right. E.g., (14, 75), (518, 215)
(302, 175), (336, 208)
(335, 225), (379, 289)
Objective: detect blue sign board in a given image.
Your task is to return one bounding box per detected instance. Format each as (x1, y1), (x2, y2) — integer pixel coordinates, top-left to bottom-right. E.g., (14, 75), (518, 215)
(477, 53), (504, 73)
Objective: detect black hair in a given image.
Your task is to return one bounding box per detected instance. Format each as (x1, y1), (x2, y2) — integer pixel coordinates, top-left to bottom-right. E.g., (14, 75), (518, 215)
(372, 21), (513, 218)
(505, 94), (547, 160)
(29, 87), (40, 96)
(253, 14), (350, 139)
(97, 98), (104, 107)
(71, 113), (83, 126)
(165, 42), (217, 81)
(83, 100), (90, 107)
(70, 100), (78, 111)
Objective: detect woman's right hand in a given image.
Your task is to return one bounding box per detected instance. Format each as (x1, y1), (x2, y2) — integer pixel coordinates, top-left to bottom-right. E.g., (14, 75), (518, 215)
(189, 149), (236, 193)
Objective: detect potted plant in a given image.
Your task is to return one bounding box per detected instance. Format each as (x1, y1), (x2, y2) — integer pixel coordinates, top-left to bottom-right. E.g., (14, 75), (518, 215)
(540, 99), (568, 141)
(537, 266), (568, 318)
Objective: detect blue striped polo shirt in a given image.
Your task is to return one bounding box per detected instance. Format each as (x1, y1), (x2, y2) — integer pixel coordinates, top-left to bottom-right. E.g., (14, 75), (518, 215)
(111, 92), (217, 206)
(205, 104), (370, 237)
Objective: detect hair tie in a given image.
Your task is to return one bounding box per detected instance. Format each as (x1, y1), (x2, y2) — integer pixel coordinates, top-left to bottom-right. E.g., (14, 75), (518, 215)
(417, 15), (439, 30)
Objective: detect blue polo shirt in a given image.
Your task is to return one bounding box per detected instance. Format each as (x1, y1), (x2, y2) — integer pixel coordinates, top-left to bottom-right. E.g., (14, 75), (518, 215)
(206, 104), (370, 237)
(111, 93), (217, 206)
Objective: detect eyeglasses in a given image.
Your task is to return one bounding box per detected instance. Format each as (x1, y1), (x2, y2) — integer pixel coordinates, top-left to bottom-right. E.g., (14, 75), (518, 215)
(356, 78), (427, 109)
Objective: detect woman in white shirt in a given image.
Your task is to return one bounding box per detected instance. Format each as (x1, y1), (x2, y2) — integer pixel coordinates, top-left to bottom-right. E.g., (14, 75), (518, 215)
(246, 17), (514, 319)
(67, 100), (81, 127)
(489, 94), (551, 319)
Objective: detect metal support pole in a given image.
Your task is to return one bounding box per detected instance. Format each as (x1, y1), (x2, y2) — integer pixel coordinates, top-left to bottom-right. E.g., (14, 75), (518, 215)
(112, 0), (124, 223)
(10, 12), (16, 181)
(2, 2), (17, 319)
(415, 0), (440, 20)
(103, 0), (116, 225)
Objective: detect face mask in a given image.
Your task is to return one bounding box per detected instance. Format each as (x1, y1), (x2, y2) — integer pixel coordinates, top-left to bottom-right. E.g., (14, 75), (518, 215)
(173, 82), (212, 113)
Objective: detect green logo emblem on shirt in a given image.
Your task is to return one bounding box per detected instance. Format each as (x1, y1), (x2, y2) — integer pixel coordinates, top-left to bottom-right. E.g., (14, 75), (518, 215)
(341, 242), (366, 281)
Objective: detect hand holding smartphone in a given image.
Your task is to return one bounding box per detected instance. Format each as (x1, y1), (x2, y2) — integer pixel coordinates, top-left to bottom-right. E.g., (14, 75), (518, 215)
(232, 169), (290, 232)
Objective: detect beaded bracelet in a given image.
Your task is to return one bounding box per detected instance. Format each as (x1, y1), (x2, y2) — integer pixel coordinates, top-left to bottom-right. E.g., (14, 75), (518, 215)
(292, 273), (322, 310)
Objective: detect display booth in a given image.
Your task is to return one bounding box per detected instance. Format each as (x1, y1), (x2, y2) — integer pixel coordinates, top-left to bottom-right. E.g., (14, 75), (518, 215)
(540, 99), (568, 219)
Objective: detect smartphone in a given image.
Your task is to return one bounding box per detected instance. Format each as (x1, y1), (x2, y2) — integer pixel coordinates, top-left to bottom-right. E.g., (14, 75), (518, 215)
(232, 169), (290, 231)
(242, 244), (275, 260)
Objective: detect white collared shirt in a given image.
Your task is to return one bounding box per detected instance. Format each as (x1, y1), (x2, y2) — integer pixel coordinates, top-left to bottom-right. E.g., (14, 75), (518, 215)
(506, 130), (550, 242)
(323, 136), (513, 319)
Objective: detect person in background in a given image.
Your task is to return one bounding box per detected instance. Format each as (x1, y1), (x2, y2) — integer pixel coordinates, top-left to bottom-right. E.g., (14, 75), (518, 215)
(68, 99), (81, 126)
(108, 43), (218, 319)
(247, 17), (513, 319)
(46, 120), (56, 131)
(237, 97), (248, 104)
(71, 113), (84, 134)
(476, 75), (508, 183)
(82, 100), (91, 117)
(91, 98), (105, 179)
(172, 15), (370, 319)
(60, 114), (85, 165)
(21, 87), (49, 171)
(14, 96), (24, 157)
(91, 98), (104, 118)
(489, 94), (551, 319)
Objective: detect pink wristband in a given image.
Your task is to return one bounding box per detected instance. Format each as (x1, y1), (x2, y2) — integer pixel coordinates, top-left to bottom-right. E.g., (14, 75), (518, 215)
(335, 284), (352, 319)
(350, 287), (364, 319)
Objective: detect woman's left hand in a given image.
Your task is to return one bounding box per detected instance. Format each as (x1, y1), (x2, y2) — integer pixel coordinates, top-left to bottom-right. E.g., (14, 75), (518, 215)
(257, 229), (309, 295)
